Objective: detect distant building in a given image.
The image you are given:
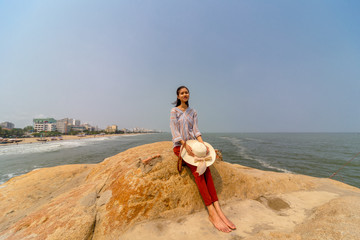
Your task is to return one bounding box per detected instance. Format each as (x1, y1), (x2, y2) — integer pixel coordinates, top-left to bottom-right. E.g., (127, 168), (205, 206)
(120, 128), (128, 133)
(131, 127), (154, 133)
(73, 119), (81, 126)
(66, 118), (80, 126)
(0, 122), (15, 130)
(33, 118), (57, 132)
(71, 126), (86, 132)
(106, 125), (118, 133)
(45, 123), (56, 132)
(56, 118), (70, 134)
(83, 123), (95, 132)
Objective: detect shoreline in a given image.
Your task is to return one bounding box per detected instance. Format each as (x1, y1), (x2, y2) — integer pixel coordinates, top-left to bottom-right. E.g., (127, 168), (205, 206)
(0, 133), (144, 146)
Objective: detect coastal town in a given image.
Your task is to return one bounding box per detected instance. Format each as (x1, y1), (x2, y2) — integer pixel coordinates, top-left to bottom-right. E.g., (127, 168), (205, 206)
(0, 118), (159, 144)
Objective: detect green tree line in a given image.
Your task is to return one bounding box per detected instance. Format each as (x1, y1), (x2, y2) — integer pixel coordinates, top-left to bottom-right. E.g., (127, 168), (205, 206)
(0, 126), (34, 138)
(0, 126), (138, 138)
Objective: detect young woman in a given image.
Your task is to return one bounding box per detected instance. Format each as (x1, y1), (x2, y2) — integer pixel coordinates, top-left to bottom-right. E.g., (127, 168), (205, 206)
(170, 86), (236, 233)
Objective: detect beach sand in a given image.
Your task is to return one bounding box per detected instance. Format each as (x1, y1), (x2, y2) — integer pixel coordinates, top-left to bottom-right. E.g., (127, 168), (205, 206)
(0, 134), (131, 145)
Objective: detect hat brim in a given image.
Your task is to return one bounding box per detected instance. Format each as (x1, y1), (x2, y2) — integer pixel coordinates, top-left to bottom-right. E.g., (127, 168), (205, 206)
(180, 140), (216, 167)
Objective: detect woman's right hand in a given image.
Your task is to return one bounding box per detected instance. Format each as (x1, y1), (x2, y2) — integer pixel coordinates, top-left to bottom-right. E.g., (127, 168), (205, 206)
(185, 144), (195, 157)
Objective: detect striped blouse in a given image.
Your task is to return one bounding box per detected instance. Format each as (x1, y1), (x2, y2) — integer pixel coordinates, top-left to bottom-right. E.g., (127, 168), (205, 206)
(170, 107), (202, 147)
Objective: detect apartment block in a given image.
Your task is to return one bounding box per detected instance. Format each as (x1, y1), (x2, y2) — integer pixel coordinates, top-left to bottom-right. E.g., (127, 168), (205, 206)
(0, 121), (15, 129)
(106, 125), (118, 133)
(56, 118), (70, 134)
(33, 118), (57, 132)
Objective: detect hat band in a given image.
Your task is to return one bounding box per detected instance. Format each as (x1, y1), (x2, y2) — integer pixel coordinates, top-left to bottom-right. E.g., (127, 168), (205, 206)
(194, 154), (212, 175)
(194, 155), (212, 163)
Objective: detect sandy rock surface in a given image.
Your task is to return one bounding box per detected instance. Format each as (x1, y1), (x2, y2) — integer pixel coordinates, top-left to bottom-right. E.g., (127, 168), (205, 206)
(0, 141), (359, 240)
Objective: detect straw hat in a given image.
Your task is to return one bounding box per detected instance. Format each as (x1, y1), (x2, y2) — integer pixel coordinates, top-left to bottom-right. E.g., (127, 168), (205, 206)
(180, 140), (216, 167)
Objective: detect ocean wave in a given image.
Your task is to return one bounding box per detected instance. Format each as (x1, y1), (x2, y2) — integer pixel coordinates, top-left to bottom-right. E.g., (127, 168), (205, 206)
(0, 137), (112, 156)
(243, 137), (266, 143)
(0, 173), (16, 185)
(221, 136), (292, 174)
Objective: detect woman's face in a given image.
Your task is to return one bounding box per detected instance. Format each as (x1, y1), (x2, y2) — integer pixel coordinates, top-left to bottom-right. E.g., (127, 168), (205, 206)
(177, 87), (190, 103)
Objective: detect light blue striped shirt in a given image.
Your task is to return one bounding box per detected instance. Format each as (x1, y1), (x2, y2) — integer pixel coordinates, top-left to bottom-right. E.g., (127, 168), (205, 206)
(170, 107), (202, 147)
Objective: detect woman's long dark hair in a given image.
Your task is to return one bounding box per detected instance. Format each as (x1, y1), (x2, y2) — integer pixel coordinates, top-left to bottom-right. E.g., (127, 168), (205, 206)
(172, 86), (189, 107)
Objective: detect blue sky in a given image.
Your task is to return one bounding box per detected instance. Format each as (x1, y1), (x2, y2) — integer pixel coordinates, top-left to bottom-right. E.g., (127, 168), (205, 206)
(1, 0), (359, 132)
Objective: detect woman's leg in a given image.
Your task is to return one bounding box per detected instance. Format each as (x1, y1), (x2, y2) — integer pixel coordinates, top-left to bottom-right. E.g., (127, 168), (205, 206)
(187, 165), (219, 205)
(174, 147), (216, 205)
(173, 146), (181, 157)
(203, 167), (218, 203)
(185, 163), (214, 206)
(213, 201), (236, 230)
(173, 147), (231, 232)
(185, 163), (232, 232)
(207, 204), (232, 233)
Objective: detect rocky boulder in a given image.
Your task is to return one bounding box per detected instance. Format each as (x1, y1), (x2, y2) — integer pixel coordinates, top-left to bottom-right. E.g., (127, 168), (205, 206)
(0, 141), (359, 240)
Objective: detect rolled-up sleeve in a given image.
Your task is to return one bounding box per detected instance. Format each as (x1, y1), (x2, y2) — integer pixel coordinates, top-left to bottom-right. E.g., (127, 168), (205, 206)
(170, 109), (182, 143)
(192, 110), (202, 138)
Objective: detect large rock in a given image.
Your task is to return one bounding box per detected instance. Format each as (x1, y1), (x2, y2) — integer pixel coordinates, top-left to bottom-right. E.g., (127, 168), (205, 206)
(0, 141), (359, 240)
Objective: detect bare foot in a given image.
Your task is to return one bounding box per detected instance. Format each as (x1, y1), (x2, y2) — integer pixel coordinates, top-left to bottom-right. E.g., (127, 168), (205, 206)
(213, 201), (236, 230)
(207, 205), (232, 233)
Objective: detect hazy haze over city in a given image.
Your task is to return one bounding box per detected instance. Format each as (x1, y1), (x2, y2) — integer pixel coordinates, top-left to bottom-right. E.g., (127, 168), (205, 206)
(1, 0), (359, 132)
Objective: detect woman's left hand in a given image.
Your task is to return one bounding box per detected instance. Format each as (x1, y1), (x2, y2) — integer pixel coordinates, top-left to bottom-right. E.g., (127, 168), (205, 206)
(205, 145), (210, 155)
(200, 141), (209, 155)
(196, 136), (209, 155)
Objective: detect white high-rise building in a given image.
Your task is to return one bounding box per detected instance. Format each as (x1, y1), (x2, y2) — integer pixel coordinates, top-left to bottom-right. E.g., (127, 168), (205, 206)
(73, 119), (81, 126)
(56, 118), (70, 134)
(33, 118), (57, 132)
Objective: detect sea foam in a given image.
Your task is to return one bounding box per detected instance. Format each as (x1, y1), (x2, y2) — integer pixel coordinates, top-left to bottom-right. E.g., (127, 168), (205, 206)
(221, 136), (292, 174)
(0, 137), (111, 156)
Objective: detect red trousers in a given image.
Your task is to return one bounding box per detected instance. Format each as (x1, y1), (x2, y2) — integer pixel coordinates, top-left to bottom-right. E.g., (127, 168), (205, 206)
(173, 146), (218, 206)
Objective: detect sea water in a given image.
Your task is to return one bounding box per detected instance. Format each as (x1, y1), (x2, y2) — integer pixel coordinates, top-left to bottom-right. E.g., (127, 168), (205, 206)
(1, 133), (359, 188)
(206, 133), (360, 187)
(0, 134), (166, 185)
